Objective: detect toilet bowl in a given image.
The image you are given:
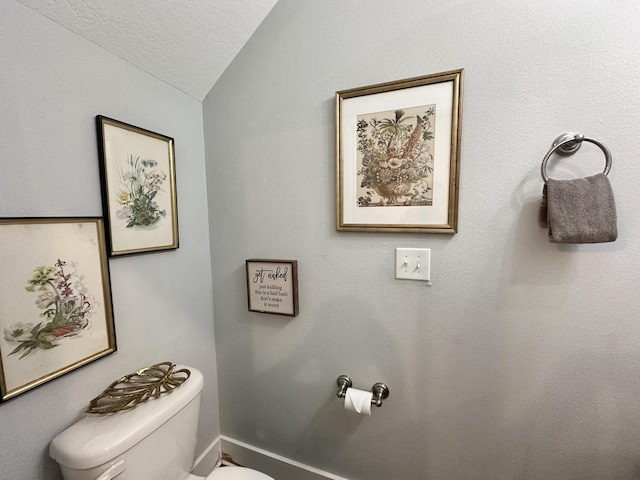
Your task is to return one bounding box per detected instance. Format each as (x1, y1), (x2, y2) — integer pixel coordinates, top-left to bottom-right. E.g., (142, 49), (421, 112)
(187, 466), (274, 479)
(49, 364), (275, 480)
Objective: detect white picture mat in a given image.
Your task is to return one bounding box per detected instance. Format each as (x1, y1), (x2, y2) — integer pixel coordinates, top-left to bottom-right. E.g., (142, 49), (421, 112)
(103, 123), (176, 252)
(341, 81), (454, 226)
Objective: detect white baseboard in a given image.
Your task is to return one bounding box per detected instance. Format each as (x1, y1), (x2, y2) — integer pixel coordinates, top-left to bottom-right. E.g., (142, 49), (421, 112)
(191, 436), (222, 476)
(193, 435), (350, 480)
(219, 436), (350, 480)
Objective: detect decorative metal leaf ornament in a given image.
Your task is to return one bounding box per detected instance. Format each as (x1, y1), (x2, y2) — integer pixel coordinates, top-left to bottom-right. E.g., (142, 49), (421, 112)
(86, 362), (191, 414)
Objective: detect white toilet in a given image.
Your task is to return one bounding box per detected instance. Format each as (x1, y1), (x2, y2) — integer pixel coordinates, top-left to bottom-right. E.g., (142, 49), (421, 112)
(49, 365), (274, 480)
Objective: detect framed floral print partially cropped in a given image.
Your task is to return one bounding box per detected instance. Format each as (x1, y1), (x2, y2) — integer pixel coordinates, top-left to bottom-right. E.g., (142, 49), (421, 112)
(0, 218), (116, 402)
(336, 69), (463, 233)
(96, 116), (179, 256)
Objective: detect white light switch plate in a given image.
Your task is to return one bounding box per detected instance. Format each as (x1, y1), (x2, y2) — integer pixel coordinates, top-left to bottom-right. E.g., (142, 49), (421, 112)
(395, 248), (431, 282)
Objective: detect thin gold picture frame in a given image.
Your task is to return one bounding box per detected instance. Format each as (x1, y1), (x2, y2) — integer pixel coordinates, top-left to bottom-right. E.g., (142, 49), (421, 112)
(336, 69), (463, 233)
(0, 217), (116, 402)
(96, 115), (179, 256)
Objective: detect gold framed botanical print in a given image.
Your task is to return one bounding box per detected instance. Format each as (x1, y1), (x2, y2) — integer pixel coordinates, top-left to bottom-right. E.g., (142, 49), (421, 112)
(96, 115), (179, 256)
(336, 69), (463, 233)
(0, 218), (116, 401)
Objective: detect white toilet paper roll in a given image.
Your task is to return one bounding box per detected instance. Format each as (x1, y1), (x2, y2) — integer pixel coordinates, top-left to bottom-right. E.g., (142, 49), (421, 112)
(344, 387), (372, 416)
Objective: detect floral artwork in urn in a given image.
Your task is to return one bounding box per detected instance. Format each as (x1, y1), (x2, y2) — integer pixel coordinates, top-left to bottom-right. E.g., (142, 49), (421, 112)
(356, 106), (435, 207)
(336, 69), (463, 233)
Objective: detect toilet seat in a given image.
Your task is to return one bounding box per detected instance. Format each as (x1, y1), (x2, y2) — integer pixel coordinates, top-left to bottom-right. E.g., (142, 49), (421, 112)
(205, 466), (275, 480)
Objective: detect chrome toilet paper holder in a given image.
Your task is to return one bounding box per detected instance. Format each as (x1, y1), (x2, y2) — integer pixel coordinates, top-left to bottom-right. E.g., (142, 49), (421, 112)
(336, 375), (390, 407)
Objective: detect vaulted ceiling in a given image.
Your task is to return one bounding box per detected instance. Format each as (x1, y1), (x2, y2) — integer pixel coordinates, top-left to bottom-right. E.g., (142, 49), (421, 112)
(16, 0), (278, 100)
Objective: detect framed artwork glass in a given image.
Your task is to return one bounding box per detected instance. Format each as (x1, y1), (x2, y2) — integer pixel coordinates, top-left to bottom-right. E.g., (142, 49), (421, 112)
(96, 115), (179, 256)
(336, 69), (464, 233)
(0, 218), (116, 401)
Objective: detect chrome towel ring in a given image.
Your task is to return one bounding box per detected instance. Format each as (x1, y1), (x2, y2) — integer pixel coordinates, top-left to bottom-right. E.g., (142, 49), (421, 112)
(541, 133), (612, 183)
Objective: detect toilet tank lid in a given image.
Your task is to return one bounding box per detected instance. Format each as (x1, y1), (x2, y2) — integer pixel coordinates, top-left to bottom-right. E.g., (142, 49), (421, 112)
(49, 365), (203, 470)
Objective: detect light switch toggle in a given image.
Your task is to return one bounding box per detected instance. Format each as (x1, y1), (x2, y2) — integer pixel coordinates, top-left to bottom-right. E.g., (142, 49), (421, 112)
(395, 248), (431, 282)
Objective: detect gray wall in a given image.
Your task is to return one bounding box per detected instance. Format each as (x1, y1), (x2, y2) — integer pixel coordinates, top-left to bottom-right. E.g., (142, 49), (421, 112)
(0, 2), (219, 478)
(204, 1), (640, 479)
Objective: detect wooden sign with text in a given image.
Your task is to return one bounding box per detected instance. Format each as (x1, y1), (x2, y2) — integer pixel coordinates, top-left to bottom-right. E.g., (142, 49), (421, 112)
(246, 259), (299, 317)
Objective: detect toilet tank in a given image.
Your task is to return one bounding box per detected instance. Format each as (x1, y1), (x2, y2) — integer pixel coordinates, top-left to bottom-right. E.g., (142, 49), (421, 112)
(49, 365), (204, 480)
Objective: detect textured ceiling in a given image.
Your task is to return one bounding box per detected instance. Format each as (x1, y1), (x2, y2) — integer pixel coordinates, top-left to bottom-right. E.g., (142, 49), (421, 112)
(16, 0), (278, 100)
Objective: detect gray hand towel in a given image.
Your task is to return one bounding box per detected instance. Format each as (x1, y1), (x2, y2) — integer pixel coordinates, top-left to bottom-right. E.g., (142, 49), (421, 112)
(539, 173), (617, 244)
